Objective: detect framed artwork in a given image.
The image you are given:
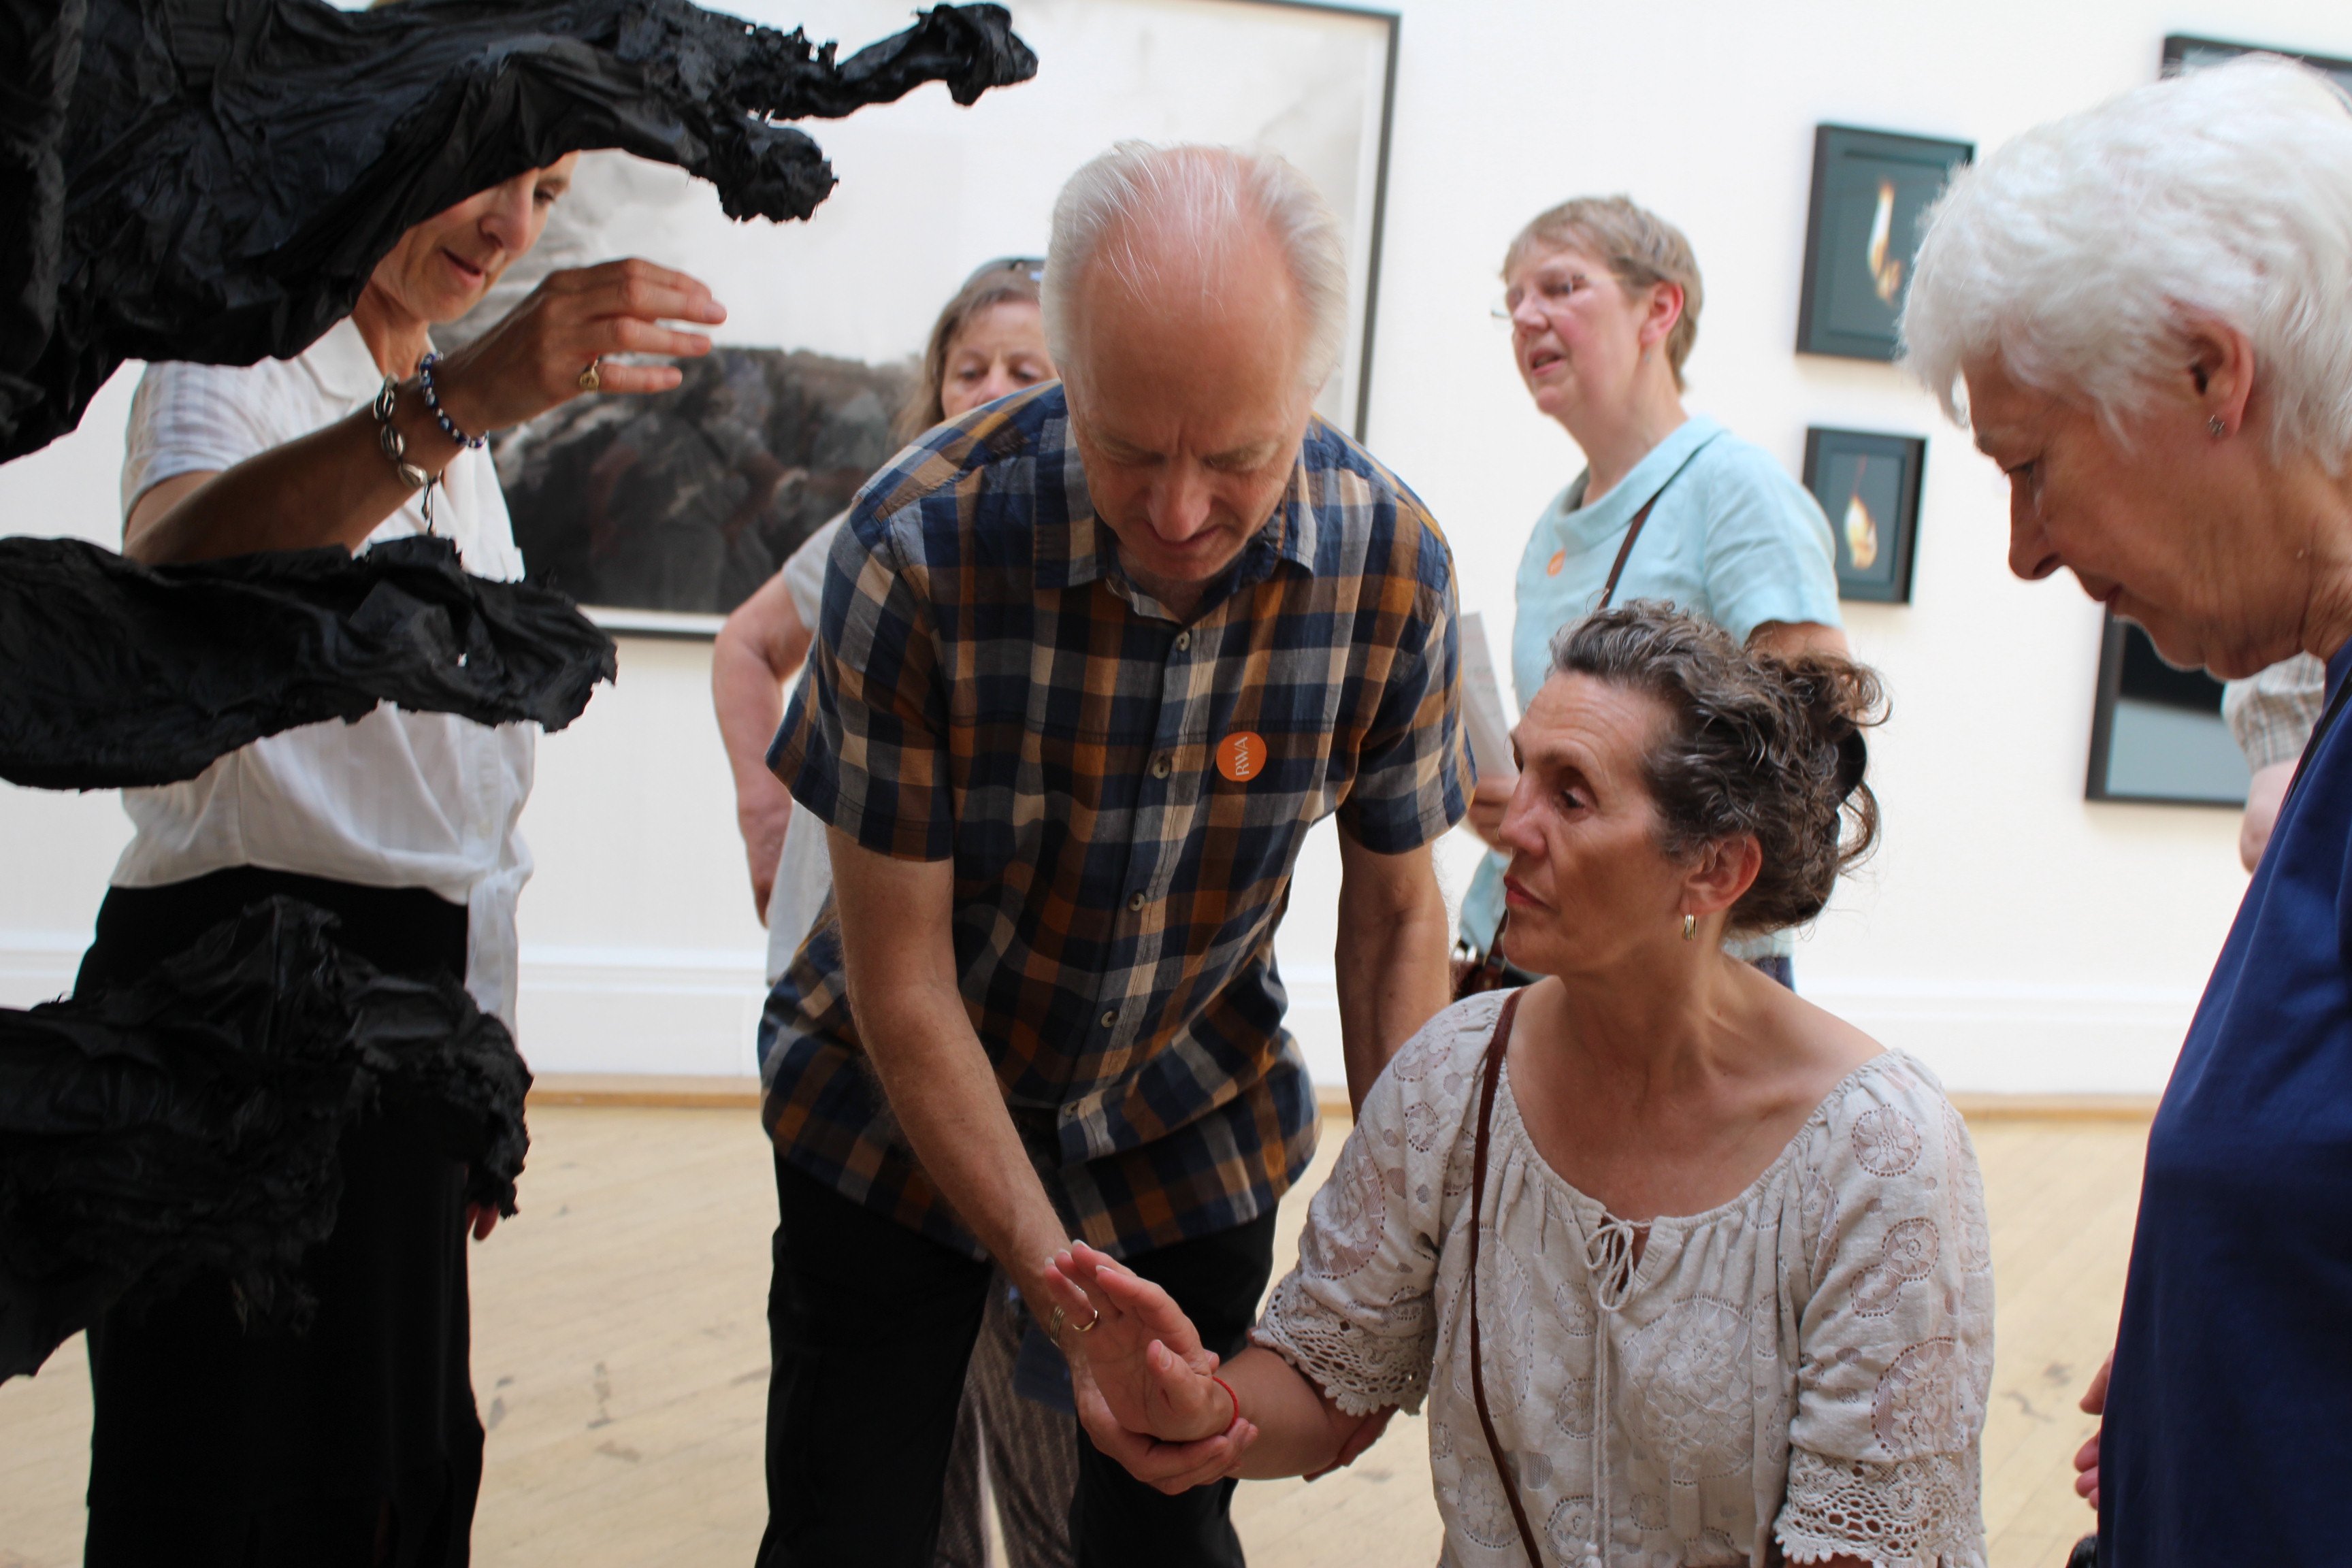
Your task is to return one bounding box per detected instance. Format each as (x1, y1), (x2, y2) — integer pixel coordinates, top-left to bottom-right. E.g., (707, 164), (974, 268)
(1795, 126), (1974, 363)
(1803, 427), (1924, 603)
(2163, 33), (2352, 93)
(476, 0), (1403, 634)
(2085, 612), (2249, 806)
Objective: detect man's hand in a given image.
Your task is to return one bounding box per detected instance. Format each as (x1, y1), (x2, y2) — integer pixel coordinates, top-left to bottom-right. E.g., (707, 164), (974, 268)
(2074, 1351), (2112, 1509)
(1045, 1243), (1257, 1493)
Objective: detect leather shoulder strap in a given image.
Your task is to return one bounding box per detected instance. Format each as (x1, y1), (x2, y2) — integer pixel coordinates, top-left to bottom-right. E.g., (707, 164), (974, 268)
(1467, 990), (1544, 1565)
(1595, 435), (1716, 612)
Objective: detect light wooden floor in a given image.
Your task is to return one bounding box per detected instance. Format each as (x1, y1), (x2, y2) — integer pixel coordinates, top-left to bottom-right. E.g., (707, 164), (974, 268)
(0, 1105), (2142, 1568)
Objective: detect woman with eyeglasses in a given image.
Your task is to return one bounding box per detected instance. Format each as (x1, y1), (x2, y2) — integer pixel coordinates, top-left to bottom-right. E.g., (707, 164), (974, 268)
(1459, 198), (1848, 992)
(710, 255), (1066, 1568)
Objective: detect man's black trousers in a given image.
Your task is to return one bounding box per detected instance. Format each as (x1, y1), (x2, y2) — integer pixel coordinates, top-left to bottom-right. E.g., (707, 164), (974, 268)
(754, 1156), (1278, 1567)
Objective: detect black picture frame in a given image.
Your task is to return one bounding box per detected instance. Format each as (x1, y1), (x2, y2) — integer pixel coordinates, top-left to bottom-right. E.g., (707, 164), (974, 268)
(1803, 427), (1924, 603)
(2085, 611), (2249, 807)
(2162, 33), (2352, 94)
(1796, 126), (1974, 363)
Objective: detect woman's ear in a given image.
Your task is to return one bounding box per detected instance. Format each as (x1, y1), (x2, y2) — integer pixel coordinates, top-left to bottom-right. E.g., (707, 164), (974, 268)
(2179, 315), (2255, 438)
(1682, 834), (1761, 920)
(1641, 281), (1685, 353)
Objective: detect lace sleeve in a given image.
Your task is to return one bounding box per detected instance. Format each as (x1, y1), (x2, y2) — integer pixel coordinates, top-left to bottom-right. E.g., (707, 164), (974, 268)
(1775, 1055), (1994, 1568)
(1251, 993), (1499, 1417)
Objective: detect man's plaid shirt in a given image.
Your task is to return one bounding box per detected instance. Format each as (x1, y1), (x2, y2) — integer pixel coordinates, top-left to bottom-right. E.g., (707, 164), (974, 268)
(760, 382), (1469, 1260)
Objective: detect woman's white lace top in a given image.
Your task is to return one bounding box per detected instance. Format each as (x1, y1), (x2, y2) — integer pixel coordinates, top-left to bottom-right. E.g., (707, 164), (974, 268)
(1253, 990), (1993, 1568)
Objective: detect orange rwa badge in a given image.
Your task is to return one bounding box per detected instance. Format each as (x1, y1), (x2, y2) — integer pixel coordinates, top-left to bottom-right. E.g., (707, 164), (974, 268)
(1216, 731), (1267, 783)
(1546, 549), (1567, 577)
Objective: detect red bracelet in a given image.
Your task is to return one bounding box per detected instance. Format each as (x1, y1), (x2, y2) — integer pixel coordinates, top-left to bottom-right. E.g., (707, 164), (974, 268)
(1209, 1374), (1241, 1431)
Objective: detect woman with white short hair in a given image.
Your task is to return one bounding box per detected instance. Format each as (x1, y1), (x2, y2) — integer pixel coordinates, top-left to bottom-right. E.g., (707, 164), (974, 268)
(1904, 53), (2352, 1567)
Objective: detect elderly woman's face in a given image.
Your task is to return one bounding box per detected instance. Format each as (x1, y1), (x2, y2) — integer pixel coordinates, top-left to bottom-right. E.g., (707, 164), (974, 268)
(368, 154), (579, 326)
(1966, 353), (2308, 677)
(1504, 246), (1654, 429)
(1497, 672), (1693, 973)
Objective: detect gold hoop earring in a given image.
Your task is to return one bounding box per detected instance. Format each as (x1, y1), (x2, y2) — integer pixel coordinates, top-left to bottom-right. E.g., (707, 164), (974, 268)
(1682, 913), (1696, 942)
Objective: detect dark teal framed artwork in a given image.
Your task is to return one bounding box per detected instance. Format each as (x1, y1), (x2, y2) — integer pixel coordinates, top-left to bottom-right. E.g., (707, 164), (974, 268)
(1803, 427), (1923, 604)
(1796, 126), (1974, 363)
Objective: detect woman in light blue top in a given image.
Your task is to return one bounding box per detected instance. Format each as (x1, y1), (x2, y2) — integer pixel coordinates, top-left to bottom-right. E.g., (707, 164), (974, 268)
(1462, 196), (1847, 984)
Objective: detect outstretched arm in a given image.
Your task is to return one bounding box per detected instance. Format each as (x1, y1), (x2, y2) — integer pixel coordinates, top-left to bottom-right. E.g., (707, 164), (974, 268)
(1045, 1243), (1383, 1491)
(713, 572), (813, 921)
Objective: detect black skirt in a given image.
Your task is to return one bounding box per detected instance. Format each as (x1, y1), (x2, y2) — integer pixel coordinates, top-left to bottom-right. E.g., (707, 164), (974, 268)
(77, 866), (484, 1568)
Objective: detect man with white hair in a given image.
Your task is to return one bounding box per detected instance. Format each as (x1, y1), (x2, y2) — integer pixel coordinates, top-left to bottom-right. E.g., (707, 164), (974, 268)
(753, 142), (1467, 1565)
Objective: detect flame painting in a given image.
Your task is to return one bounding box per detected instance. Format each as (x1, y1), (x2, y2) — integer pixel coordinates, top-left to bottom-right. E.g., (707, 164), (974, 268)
(1865, 178), (1904, 304)
(1843, 459), (1881, 572)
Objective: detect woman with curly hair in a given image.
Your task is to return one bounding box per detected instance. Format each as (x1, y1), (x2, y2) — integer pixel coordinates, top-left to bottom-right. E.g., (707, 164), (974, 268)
(1046, 602), (1993, 1568)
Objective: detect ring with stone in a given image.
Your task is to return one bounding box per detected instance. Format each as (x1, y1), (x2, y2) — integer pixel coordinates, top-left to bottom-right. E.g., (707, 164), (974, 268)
(576, 359), (602, 393)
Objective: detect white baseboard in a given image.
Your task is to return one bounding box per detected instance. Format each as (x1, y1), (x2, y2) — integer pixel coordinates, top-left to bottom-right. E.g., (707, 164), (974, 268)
(1, 932), (2194, 1096)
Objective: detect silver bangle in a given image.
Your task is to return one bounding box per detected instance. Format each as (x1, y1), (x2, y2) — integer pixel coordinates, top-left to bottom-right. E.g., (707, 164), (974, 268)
(372, 376), (431, 491)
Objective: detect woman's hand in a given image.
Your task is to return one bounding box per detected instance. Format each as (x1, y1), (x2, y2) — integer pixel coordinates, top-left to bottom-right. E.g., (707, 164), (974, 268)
(430, 259), (725, 436)
(466, 1202), (500, 1241)
(1465, 773), (1515, 850)
(2074, 1351), (2112, 1509)
(1046, 1241), (1258, 1493)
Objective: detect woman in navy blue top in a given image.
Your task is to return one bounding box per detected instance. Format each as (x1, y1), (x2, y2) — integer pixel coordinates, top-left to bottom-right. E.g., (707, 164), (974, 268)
(1904, 55), (2352, 1566)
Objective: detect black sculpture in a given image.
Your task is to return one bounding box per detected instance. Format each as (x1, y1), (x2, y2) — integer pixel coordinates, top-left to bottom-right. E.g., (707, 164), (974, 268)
(0, 898), (532, 1382)
(0, 535), (619, 791)
(0, 0), (1035, 461)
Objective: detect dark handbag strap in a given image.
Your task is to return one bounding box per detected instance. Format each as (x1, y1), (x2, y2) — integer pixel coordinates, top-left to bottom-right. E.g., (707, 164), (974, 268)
(1467, 990), (1544, 1565)
(1595, 438), (1714, 612)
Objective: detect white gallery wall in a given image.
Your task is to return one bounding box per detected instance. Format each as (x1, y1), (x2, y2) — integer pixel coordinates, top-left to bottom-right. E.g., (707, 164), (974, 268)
(7, 0), (2349, 1095)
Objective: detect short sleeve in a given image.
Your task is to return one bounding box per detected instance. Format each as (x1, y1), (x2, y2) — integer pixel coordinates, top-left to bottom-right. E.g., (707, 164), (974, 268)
(1695, 446), (1844, 646)
(766, 502), (952, 861)
(120, 361), (287, 519)
(1335, 521), (1473, 854)
(781, 512), (847, 629)
(1252, 993), (1496, 1416)
(2224, 653), (2327, 770)
(1776, 1058), (1993, 1568)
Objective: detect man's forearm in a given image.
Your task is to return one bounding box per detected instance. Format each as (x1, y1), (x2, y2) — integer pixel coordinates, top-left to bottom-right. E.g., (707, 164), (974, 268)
(854, 983), (1074, 1301)
(1333, 844), (1453, 1112)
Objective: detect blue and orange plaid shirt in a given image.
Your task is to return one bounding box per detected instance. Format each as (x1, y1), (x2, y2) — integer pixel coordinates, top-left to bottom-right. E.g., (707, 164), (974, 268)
(761, 382), (1469, 1260)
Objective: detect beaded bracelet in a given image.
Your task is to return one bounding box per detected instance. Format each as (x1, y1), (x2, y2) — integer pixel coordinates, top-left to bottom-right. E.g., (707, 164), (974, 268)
(416, 352), (487, 451)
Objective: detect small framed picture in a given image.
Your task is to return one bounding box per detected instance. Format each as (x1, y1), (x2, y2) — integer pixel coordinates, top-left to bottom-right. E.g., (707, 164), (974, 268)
(1796, 125), (1974, 363)
(1803, 427), (1925, 604)
(2163, 33), (2352, 93)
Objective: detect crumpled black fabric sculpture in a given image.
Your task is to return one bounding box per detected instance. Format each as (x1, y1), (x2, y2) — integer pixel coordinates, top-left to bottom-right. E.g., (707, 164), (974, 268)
(0, 0), (1036, 460)
(0, 898), (532, 1382)
(0, 534), (619, 791)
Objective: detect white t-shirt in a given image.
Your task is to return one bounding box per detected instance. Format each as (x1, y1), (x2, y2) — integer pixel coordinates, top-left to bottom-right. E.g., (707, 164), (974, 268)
(112, 318), (536, 1028)
(764, 512), (845, 985)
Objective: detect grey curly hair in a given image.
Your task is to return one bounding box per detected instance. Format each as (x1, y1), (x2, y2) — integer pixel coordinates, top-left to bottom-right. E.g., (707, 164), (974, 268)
(1550, 602), (1884, 932)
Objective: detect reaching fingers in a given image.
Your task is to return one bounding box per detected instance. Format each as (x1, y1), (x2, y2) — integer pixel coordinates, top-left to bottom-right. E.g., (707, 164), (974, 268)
(551, 259), (728, 325)
(2078, 1352), (2112, 1416)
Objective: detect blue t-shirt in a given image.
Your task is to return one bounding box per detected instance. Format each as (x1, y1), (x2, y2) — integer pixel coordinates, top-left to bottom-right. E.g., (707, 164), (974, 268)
(2100, 639), (2352, 1566)
(1460, 416), (1842, 953)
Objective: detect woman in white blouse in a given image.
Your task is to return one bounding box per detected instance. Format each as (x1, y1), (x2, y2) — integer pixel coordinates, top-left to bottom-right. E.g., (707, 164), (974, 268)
(82, 159), (721, 1567)
(1047, 602), (1993, 1568)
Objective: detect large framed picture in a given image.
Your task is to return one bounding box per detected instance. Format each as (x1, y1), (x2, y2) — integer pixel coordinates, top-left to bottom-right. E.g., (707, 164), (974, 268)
(1802, 427), (1923, 603)
(2085, 612), (2249, 806)
(2163, 33), (2352, 91)
(1795, 126), (1974, 363)
(478, 0), (1403, 634)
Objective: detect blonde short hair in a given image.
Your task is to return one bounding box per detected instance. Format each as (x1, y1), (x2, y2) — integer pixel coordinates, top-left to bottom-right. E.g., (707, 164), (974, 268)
(1504, 196), (1704, 387)
(1904, 55), (2352, 468)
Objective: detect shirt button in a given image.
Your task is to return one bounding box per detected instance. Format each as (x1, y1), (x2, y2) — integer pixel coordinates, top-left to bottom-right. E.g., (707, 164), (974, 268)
(1098, 1009), (1117, 1029)
(1152, 753), (1173, 779)
(1128, 892), (1147, 912)
(1175, 630), (1192, 651)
